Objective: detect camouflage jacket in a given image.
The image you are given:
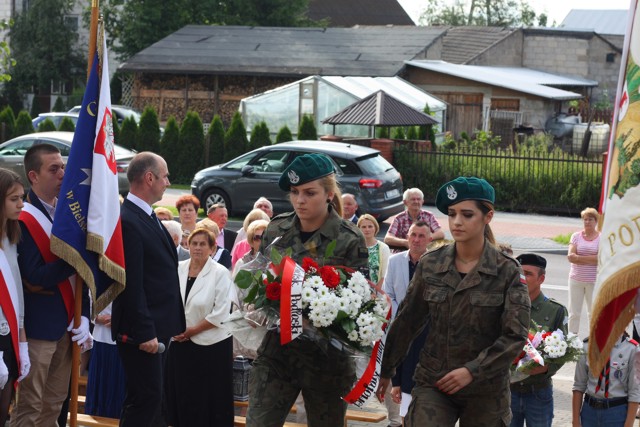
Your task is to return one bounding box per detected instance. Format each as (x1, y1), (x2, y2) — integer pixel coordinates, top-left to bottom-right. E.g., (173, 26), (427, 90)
(260, 207), (369, 269)
(381, 242), (531, 394)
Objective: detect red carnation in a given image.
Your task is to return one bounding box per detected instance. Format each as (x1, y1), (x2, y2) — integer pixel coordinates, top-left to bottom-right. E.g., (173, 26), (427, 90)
(265, 282), (281, 301)
(302, 257), (319, 273)
(319, 266), (340, 288)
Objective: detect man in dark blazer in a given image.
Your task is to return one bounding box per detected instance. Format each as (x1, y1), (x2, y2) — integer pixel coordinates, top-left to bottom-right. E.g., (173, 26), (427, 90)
(112, 152), (185, 426)
(207, 203), (237, 250)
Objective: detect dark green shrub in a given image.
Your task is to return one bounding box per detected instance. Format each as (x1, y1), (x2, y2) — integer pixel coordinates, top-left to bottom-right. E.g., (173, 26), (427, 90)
(160, 116), (180, 177)
(275, 125), (293, 143)
(58, 117), (75, 132)
(37, 119), (56, 132)
(392, 127), (405, 139)
(297, 114), (317, 140)
(29, 100), (42, 118)
(14, 111), (33, 136)
(52, 96), (66, 112)
(406, 126), (418, 140)
(376, 127), (389, 138)
(118, 116), (138, 150)
(224, 112), (248, 162)
(178, 111), (205, 184)
(208, 115), (225, 166)
(0, 106), (16, 142)
(137, 106), (161, 153)
(250, 121), (271, 150)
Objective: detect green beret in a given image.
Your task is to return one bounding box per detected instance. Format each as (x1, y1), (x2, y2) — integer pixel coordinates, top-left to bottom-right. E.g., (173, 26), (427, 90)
(279, 153), (335, 191)
(435, 176), (495, 214)
(516, 253), (547, 269)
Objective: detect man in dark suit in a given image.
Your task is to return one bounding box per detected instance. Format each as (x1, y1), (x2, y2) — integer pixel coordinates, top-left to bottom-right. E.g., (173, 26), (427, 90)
(12, 144), (92, 427)
(112, 152), (185, 426)
(207, 203), (237, 251)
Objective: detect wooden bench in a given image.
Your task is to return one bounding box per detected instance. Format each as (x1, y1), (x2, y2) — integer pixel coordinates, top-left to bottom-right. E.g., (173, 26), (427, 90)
(69, 413), (119, 427)
(234, 400), (387, 425)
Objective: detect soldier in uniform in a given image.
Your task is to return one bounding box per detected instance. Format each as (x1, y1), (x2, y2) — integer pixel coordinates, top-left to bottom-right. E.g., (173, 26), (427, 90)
(573, 333), (640, 426)
(376, 176), (531, 427)
(246, 153), (368, 427)
(511, 253), (568, 427)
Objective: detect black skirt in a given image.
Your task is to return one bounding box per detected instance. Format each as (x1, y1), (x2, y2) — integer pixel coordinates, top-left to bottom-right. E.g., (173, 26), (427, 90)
(166, 336), (234, 427)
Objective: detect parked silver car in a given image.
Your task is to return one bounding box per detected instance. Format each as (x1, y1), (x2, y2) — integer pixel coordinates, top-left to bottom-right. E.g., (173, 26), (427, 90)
(191, 140), (405, 220)
(0, 131), (135, 194)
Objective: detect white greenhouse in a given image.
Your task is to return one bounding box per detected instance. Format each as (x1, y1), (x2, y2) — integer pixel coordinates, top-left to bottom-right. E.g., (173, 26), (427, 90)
(239, 75), (447, 138)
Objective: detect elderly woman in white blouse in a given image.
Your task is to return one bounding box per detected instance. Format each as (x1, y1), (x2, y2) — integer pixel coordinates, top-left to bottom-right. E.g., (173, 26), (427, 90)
(166, 228), (234, 426)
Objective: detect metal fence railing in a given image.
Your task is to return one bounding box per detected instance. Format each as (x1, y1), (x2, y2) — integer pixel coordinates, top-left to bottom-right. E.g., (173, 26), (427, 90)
(393, 145), (603, 215)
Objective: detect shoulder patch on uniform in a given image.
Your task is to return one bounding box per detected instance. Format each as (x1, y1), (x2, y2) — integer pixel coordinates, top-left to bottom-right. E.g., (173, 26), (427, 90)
(627, 337), (639, 346)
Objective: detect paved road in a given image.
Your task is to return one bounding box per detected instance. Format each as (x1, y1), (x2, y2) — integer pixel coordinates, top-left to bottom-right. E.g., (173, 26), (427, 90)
(160, 188), (586, 426)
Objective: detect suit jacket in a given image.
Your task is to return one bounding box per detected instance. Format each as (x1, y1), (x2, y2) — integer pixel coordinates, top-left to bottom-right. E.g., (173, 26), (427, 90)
(177, 245), (190, 262)
(382, 250), (411, 317)
(177, 258), (232, 346)
(18, 189), (86, 340)
(222, 228), (237, 251)
(112, 198), (185, 343)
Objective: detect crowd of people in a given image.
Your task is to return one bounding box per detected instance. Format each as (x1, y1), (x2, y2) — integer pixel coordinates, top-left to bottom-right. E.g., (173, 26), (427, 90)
(0, 145), (634, 427)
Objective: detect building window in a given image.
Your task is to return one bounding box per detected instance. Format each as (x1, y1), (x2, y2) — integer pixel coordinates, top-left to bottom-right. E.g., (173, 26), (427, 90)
(606, 53), (616, 63)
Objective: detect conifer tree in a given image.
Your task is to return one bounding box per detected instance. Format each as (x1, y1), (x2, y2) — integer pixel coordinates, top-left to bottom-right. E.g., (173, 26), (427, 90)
(52, 96), (66, 112)
(0, 106), (16, 142)
(118, 115), (138, 150)
(275, 125), (293, 143)
(224, 112), (248, 162)
(297, 114), (317, 140)
(249, 121), (271, 150)
(207, 115), (225, 166)
(137, 106), (161, 153)
(14, 111), (33, 137)
(178, 111), (205, 183)
(160, 116), (180, 178)
(58, 116), (75, 132)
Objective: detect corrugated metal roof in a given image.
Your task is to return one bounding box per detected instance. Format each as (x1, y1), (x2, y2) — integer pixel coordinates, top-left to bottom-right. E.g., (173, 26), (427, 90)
(322, 90), (439, 126)
(307, 0), (414, 26)
(405, 60), (593, 100)
(120, 25), (447, 77)
(560, 9), (628, 35)
(440, 26), (515, 64)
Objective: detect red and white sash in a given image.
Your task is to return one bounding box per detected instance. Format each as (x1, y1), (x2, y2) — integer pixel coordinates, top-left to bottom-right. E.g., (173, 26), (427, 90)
(19, 203), (75, 323)
(0, 247), (20, 371)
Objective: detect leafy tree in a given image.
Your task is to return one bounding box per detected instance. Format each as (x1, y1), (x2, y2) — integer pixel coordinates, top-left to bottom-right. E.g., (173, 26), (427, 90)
(275, 125), (293, 143)
(419, 0), (541, 27)
(118, 116), (138, 150)
(297, 114), (317, 140)
(392, 127), (405, 140)
(58, 117), (75, 132)
(376, 127), (390, 139)
(0, 106), (16, 141)
(9, 0), (83, 97)
(137, 106), (161, 153)
(160, 116), (180, 176)
(178, 111), (204, 183)
(208, 115), (225, 166)
(37, 118), (56, 132)
(0, 20), (15, 83)
(224, 112), (248, 162)
(14, 111), (33, 137)
(249, 121), (271, 150)
(99, 0), (319, 61)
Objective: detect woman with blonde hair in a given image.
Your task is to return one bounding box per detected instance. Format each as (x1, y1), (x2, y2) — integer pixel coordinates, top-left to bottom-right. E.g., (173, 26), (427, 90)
(232, 219), (269, 279)
(231, 209), (270, 268)
(196, 219), (232, 269)
(567, 207), (601, 334)
(357, 214), (390, 286)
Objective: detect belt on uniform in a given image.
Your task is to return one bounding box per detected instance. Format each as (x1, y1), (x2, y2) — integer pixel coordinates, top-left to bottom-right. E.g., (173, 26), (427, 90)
(510, 379), (552, 394)
(584, 395), (628, 409)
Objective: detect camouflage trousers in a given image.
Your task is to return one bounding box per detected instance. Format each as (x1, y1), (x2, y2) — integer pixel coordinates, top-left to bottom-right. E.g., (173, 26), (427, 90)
(246, 331), (355, 427)
(404, 384), (512, 427)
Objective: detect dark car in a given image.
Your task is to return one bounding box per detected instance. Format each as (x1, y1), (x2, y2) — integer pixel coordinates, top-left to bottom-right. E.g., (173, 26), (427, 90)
(191, 140), (404, 220)
(0, 131), (135, 194)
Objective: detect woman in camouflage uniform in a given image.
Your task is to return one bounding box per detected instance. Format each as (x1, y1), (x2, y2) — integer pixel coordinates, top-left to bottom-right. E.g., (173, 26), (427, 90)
(377, 176), (531, 426)
(246, 154), (368, 427)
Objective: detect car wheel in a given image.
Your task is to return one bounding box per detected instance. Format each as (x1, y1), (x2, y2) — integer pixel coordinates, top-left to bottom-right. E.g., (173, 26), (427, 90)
(202, 188), (230, 212)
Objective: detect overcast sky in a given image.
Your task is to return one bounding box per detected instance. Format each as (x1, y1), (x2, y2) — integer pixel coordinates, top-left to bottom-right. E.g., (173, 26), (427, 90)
(397, 0), (633, 26)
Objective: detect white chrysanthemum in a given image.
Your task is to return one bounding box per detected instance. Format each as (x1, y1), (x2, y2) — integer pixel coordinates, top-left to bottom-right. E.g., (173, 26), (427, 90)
(356, 312), (376, 328)
(315, 284), (331, 298)
(304, 275), (324, 289)
(347, 330), (359, 343)
(543, 331), (563, 347)
(544, 340), (567, 358)
(373, 298), (389, 317)
(567, 333), (583, 350)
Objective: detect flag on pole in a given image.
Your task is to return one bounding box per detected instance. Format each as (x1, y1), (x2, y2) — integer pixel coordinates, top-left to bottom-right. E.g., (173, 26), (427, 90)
(51, 26), (125, 317)
(589, 0), (640, 376)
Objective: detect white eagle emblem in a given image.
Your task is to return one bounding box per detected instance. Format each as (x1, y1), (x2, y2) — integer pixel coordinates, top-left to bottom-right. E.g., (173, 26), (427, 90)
(288, 170), (300, 184)
(446, 185), (457, 200)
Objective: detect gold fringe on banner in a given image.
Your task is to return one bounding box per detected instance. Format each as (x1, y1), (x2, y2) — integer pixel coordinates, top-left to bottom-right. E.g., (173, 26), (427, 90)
(588, 263), (640, 377)
(86, 232), (126, 315)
